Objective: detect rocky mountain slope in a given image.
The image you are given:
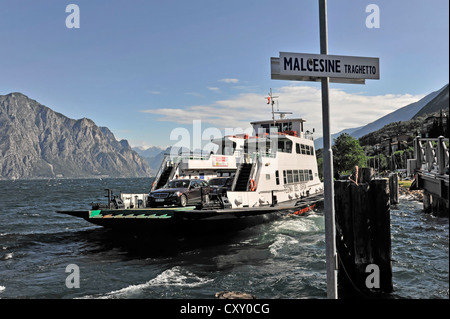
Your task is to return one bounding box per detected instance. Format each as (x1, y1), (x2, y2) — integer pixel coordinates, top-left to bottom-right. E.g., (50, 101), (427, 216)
(358, 109), (448, 147)
(0, 93), (151, 179)
(413, 84), (449, 118)
(314, 83), (449, 149)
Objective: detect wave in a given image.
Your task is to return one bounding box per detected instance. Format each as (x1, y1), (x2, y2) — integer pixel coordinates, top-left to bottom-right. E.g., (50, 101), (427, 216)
(269, 234), (299, 257)
(1, 252), (14, 261)
(272, 214), (322, 235)
(86, 266), (213, 299)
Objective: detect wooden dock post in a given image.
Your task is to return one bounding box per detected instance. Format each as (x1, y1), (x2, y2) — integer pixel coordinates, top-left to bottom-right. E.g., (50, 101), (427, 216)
(335, 167), (393, 298)
(389, 173), (399, 205)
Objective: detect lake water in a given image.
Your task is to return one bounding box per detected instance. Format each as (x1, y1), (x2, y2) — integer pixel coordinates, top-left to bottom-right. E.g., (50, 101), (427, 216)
(0, 178), (448, 300)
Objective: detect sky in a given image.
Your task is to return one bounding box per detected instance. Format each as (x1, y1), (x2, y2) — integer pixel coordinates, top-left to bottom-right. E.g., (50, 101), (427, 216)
(1, 0), (448, 150)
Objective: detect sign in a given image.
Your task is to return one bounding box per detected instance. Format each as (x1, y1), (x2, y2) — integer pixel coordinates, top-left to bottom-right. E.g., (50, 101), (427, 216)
(271, 52), (379, 84)
(212, 156), (228, 167)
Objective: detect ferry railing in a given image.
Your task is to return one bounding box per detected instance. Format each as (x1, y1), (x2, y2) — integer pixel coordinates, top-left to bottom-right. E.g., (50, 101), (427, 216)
(169, 153), (211, 163)
(413, 136), (449, 175)
(250, 153), (264, 192)
(304, 132), (315, 140)
(231, 161), (242, 191)
(151, 154), (171, 191)
(255, 152), (277, 158)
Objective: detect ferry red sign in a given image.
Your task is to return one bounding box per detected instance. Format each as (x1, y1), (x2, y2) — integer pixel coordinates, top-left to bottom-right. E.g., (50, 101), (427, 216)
(212, 156), (228, 167)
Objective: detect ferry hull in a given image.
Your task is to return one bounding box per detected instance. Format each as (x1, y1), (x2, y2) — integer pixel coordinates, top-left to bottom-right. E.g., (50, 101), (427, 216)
(57, 193), (323, 236)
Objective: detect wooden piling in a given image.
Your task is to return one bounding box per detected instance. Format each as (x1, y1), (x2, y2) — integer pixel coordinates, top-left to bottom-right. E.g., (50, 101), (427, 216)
(423, 190), (450, 216)
(335, 167), (393, 298)
(334, 180), (355, 293)
(389, 173), (399, 205)
(369, 179), (393, 292)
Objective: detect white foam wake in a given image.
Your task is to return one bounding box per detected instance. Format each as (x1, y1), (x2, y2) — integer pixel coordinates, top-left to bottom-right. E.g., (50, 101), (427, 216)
(92, 266), (212, 299)
(269, 234), (299, 257)
(273, 215), (321, 234)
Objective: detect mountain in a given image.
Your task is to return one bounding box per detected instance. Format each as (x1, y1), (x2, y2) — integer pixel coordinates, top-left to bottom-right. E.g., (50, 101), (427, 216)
(0, 93), (152, 179)
(413, 84), (449, 118)
(314, 83), (449, 149)
(134, 146), (194, 175)
(133, 146), (169, 174)
(132, 146), (166, 158)
(314, 126), (363, 150)
(359, 107), (448, 146)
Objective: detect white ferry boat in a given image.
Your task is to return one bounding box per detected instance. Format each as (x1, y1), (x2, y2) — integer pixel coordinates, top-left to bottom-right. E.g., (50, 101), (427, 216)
(149, 113), (323, 209)
(57, 93), (324, 235)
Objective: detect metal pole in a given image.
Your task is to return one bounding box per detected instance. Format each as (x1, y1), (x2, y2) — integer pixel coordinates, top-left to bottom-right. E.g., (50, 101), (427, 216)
(319, 0), (337, 299)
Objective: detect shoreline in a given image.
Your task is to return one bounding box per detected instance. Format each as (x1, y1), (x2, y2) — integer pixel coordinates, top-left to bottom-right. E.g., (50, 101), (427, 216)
(399, 183), (423, 202)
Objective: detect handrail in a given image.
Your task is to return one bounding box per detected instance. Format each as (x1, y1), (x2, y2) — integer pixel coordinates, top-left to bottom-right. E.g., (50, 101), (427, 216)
(170, 153), (211, 162)
(151, 154), (170, 191)
(413, 136), (449, 175)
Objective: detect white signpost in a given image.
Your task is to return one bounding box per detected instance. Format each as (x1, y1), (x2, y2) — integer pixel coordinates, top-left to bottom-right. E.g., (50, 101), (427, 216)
(270, 0), (380, 299)
(271, 52), (379, 84)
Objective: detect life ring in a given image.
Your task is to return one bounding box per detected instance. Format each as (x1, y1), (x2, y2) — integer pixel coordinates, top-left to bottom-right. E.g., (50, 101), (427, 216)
(249, 179), (256, 191)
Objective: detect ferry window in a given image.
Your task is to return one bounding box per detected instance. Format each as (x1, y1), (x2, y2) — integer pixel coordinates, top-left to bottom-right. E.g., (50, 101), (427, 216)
(296, 143), (301, 154)
(261, 124), (270, 134)
(266, 174), (271, 180)
(286, 141), (292, 153)
(282, 122), (292, 131)
(283, 170), (287, 184)
(275, 170), (280, 185)
(310, 146), (314, 156)
(293, 170), (299, 183)
(271, 123), (283, 133)
(266, 141), (274, 155)
(287, 170), (293, 183)
(299, 170), (305, 182)
(301, 144), (306, 154)
(306, 146), (311, 155)
(278, 141), (284, 152)
(309, 170), (313, 181)
(278, 140), (292, 153)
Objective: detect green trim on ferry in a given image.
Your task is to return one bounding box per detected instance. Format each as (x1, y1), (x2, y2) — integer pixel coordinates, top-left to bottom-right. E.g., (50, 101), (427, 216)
(89, 210), (102, 218)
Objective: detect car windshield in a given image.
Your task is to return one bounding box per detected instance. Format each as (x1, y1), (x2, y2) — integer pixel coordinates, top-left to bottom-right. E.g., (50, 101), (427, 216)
(166, 180), (190, 188)
(209, 178), (227, 186)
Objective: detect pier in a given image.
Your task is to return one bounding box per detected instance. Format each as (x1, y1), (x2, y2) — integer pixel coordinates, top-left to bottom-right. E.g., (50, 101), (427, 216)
(408, 136), (449, 215)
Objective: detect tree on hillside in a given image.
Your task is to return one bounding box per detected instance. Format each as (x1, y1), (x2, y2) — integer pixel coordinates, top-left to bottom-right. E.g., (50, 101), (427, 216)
(332, 133), (366, 179)
(427, 110), (449, 138)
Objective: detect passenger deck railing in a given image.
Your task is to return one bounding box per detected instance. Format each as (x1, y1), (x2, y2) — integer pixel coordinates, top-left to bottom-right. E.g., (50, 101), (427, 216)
(170, 154), (211, 162)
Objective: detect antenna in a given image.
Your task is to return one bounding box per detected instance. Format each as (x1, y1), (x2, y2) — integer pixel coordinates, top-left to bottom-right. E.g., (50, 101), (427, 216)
(266, 88), (279, 125)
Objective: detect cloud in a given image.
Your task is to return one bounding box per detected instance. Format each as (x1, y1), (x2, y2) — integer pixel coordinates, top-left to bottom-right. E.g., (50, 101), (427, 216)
(207, 87), (220, 92)
(219, 78), (239, 84)
(140, 84), (424, 138)
(146, 90), (161, 95)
